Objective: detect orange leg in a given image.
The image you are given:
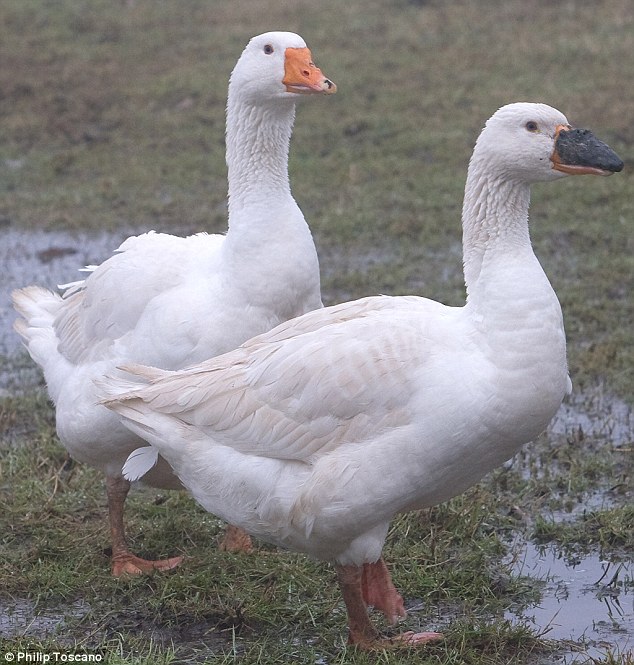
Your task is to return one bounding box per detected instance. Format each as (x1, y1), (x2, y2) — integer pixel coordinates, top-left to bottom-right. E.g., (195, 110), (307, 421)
(106, 475), (183, 577)
(218, 524), (254, 553)
(361, 558), (406, 624)
(337, 564), (380, 647)
(336, 563), (444, 650)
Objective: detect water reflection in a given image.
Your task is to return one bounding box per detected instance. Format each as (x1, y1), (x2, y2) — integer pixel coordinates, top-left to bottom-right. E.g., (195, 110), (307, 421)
(507, 541), (633, 661)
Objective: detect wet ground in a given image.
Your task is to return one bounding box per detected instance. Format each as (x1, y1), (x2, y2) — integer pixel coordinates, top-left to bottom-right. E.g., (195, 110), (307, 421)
(508, 542), (632, 662)
(504, 390), (633, 661)
(0, 226), (135, 358)
(1, 226), (632, 661)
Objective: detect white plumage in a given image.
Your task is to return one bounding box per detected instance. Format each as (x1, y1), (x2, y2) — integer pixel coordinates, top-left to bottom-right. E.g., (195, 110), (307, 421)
(101, 103), (622, 647)
(12, 31), (336, 575)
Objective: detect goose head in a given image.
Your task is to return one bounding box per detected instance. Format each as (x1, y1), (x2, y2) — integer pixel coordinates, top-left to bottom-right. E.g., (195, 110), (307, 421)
(228, 32), (336, 106)
(471, 102), (623, 184)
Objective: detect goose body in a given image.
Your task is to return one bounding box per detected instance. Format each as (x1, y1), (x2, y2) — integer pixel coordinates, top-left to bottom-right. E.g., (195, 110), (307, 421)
(12, 31), (336, 574)
(113, 281), (567, 562)
(102, 103), (623, 647)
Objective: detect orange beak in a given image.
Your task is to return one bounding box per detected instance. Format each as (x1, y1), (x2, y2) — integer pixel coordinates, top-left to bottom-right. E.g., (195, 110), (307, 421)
(283, 47), (337, 95)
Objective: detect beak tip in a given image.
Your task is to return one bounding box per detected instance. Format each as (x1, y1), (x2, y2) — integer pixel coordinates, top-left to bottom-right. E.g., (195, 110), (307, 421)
(612, 158), (625, 173)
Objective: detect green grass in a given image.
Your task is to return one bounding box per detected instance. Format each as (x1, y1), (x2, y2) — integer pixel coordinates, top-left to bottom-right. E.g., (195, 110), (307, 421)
(533, 507), (634, 552)
(1, 0), (633, 663)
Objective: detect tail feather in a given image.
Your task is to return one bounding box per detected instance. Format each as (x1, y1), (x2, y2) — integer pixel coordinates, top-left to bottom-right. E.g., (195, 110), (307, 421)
(12, 286), (63, 335)
(13, 316), (29, 340)
(12, 286), (70, 402)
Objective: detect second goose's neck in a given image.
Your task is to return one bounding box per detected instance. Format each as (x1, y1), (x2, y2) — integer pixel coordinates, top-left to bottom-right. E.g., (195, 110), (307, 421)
(226, 94), (296, 218)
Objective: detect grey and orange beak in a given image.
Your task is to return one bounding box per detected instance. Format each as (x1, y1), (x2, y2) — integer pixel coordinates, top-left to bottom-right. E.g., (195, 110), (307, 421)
(551, 124), (623, 176)
(283, 47), (337, 95)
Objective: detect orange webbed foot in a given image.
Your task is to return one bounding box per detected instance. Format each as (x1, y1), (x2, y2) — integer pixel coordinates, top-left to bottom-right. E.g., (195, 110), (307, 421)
(389, 630), (444, 645)
(352, 630), (444, 650)
(111, 553), (183, 577)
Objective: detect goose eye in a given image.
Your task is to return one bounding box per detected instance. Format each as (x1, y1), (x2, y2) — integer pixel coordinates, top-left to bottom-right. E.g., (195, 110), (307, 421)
(263, 44), (274, 55)
(525, 121), (539, 132)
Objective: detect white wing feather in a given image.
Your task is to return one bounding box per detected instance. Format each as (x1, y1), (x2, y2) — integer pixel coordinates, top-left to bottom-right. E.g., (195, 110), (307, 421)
(53, 232), (223, 364)
(104, 295), (449, 463)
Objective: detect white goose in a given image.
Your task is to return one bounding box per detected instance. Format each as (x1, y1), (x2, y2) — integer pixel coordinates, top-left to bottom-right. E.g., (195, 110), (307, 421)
(100, 103), (622, 647)
(12, 31), (336, 576)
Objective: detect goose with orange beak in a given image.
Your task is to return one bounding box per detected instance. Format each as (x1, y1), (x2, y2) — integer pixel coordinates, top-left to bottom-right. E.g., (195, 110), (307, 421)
(12, 31), (336, 577)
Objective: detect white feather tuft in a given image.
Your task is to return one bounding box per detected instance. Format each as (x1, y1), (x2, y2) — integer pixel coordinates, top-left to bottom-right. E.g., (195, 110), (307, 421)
(122, 446), (159, 481)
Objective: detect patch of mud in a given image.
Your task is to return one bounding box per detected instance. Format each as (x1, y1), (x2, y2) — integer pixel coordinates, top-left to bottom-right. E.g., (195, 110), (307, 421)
(507, 541), (633, 663)
(318, 242), (403, 304)
(0, 598), (90, 639)
(0, 227), (143, 395)
(0, 598), (231, 658)
(319, 239), (464, 304)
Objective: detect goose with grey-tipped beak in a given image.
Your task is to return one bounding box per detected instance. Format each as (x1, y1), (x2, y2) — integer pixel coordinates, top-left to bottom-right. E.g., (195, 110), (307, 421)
(100, 103), (622, 648)
(12, 31), (336, 577)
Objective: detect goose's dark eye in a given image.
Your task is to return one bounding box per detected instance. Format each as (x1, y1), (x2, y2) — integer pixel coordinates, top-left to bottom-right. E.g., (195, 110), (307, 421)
(263, 44), (274, 55)
(525, 121), (539, 132)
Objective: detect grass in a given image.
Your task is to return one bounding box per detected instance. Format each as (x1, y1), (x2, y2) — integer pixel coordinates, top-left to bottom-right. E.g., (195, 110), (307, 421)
(1, 0), (633, 663)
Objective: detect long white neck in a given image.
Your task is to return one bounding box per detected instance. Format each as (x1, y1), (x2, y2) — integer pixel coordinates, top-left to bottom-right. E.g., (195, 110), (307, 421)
(455, 149), (570, 465)
(220, 90), (321, 320)
(225, 91), (296, 223)
(461, 155), (534, 304)
(459, 149), (569, 407)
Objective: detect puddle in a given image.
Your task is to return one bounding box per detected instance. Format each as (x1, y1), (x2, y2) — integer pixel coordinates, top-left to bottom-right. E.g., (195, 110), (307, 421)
(507, 541), (633, 662)
(505, 392), (633, 662)
(504, 388), (633, 517)
(550, 389), (633, 450)
(1, 227), (137, 359)
(0, 597), (228, 657)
